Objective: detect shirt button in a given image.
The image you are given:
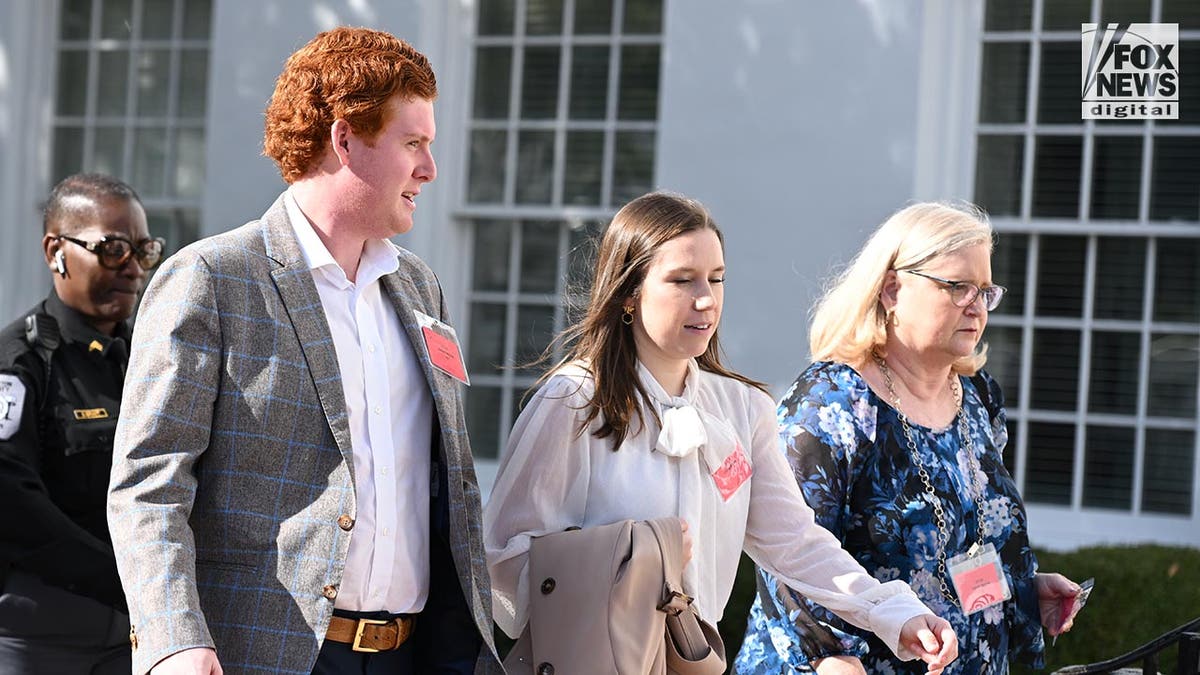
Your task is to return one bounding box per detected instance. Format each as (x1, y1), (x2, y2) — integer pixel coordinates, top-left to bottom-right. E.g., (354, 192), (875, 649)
(337, 515), (354, 531)
(322, 585), (338, 600)
(380, 466), (389, 476)
(382, 527), (390, 537)
(373, 405), (382, 415)
(367, 344), (376, 353)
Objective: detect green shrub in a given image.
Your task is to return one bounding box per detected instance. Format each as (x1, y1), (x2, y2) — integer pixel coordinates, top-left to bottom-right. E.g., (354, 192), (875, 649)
(719, 545), (1200, 674)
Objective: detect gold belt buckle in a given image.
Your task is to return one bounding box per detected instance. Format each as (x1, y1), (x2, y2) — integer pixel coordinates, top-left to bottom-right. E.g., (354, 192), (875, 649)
(351, 618), (390, 653)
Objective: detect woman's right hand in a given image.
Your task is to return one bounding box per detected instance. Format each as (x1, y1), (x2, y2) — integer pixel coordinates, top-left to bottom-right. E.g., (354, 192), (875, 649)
(813, 655), (867, 674)
(680, 518), (693, 571)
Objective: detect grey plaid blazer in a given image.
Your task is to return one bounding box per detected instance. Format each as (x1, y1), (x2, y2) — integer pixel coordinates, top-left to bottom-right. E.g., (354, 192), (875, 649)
(108, 194), (501, 674)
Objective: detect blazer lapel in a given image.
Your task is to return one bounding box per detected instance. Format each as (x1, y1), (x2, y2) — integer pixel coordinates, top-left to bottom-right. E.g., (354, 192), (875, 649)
(262, 195), (357, 482)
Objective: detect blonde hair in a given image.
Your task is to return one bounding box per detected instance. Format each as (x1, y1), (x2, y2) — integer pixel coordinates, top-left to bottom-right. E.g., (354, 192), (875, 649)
(809, 201), (994, 375)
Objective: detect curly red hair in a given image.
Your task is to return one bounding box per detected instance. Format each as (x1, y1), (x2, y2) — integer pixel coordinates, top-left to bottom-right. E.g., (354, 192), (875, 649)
(264, 27), (438, 183)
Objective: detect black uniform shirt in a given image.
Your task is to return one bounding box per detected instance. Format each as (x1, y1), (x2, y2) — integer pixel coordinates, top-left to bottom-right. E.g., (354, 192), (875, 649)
(0, 291), (129, 609)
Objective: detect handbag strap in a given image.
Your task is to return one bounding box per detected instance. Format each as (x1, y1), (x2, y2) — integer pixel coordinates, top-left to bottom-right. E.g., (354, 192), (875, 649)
(644, 518), (692, 616)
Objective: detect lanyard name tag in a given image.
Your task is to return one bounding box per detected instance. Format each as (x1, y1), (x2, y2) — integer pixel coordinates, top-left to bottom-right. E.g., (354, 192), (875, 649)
(711, 442), (752, 502)
(947, 542), (1011, 614)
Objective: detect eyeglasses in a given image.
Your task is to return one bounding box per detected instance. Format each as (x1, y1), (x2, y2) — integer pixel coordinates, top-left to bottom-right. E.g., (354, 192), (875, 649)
(56, 234), (166, 270)
(903, 270), (1007, 311)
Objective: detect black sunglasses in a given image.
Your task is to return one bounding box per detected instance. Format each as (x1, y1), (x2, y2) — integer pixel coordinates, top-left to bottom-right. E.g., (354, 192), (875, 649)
(57, 234), (166, 271)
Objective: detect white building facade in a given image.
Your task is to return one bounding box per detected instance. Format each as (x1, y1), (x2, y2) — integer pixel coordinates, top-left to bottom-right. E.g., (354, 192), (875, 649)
(1, 0), (1196, 550)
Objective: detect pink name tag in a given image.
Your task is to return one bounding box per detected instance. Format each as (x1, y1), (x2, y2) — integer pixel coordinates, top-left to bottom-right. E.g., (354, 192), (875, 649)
(948, 542), (1010, 614)
(711, 442), (752, 502)
(414, 310), (470, 386)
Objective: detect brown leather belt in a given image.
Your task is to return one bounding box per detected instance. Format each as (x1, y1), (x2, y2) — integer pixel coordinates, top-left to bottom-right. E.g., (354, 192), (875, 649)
(325, 615), (415, 653)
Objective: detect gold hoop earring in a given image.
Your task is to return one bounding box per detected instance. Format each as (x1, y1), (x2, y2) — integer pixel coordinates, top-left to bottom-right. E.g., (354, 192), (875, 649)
(621, 305), (635, 325)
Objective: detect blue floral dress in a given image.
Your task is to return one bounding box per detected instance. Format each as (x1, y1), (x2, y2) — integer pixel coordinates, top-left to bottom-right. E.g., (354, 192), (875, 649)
(734, 362), (1045, 674)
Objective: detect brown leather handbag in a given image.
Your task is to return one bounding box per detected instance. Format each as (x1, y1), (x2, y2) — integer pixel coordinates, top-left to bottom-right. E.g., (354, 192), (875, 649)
(504, 517), (725, 675)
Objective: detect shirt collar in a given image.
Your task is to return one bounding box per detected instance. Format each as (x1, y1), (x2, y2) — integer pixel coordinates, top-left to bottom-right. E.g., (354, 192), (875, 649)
(44, 290), (131, 359)
(284, 188), (400, 288)
(636, 358), (701, 409)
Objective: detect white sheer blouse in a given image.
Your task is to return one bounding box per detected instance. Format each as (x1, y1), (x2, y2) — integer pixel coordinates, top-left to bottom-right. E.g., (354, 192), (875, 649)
(483, 359), (934, 660)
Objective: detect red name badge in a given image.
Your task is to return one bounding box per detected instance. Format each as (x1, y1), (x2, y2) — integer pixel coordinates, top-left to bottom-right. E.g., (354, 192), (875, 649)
(414, 310), (470, 386)
(711, 442), (752, 502)
(948, 542), (1009, 614)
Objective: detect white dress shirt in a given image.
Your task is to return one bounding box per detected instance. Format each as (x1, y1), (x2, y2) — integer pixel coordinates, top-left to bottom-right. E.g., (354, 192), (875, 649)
(286, 191), (432, 613)
(484, 359), (935, 661)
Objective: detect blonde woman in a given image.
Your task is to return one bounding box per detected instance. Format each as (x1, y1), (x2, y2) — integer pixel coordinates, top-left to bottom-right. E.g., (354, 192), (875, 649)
(735, 203), (1082, 674)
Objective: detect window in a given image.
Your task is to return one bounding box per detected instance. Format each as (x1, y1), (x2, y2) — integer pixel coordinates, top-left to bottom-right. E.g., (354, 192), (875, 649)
(53, 0), (211, 250)
(461, 0), (663, 458)
(975, 0), (1199, 517)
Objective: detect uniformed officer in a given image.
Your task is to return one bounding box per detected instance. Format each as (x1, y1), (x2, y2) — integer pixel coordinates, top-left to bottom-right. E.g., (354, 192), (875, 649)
(0, 173), (163, 673)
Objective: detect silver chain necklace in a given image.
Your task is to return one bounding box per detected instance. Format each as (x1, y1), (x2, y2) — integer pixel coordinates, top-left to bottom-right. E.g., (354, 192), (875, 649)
(873, 353), (989, 607)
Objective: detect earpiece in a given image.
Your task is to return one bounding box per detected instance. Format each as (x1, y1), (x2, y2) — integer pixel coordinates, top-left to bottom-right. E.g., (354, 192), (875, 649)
(54, 250), (67, 278)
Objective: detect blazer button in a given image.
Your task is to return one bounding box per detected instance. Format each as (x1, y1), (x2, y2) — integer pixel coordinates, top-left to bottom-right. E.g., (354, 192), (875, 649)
(536, 663), (554, 675)
(337, 515), (354, 531)
(322, 585), (338, 600)
(540, 578), (555, 594)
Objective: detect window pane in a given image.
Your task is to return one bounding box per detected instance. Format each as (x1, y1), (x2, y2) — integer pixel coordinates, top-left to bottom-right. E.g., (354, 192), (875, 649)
(1026, 422), (1075, 504)
(1161, 40), (1200, 125)
(1082, 425), (1134, 509)
(618, 45), (659, 120)
(181, 0), (212, 40)
(178, 50), (209, 118)
(984, 325), (1022, 408)
(525, 0), (563, 35)
(1037, 41), (1078, 124)
(521, 46), (560, 119)
(1042, 0), (1090, 30)
(91, 126), (124, 176)
(466, 386), (503, 459)
(1154, 239), (1200, 323)
(52, 126), (84, 183)
(1163, 0), (1200, 26)
(1030, 328), (1080, 411)
(135, 49), (172, 117)
(1149, 137), (1200, 221)
(141, 0), (175, 39)
(515, 130), (555, 204)
(1088, 331), (1140, 414)
(974, 135), (1024, 217)
(613, 131), (655, 204)
(133, 127), (168, 197)
(984, 0), (1032, 31)
(174, 127), (205, 198)
(101, 0), (133, 39)
(992, 232), (1028, 316)
(474, 47), (512, 120)
(623, 0), (663, 33)
(1091, 136), (1142, 219)
(468, 129), (507, 203)
(1100, 0), (1151, 23)
(472, 220), (512, 292)
(1094, 237), (1145, 320)
(61, 0), (93, 40)
(1148, 333), (1199, 417)
(519, 221), (560, 294)
(515, 304), (557, 374)
(1035, 235), (1085, 317)
(979, 42), (1029, 123)
(574, 0), (613, 34)
(478, 0), (515, 35)
(567, 221), (601, 292)
(1143, 428), (1195, 514)
(96, 50), (130, 116)
(468, 303), (507, 374)
(1032, 136), (1082, 218)
(569, 45), (609, 120)
(57, 50), (90, 116)
(564, 131), (604, 206)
